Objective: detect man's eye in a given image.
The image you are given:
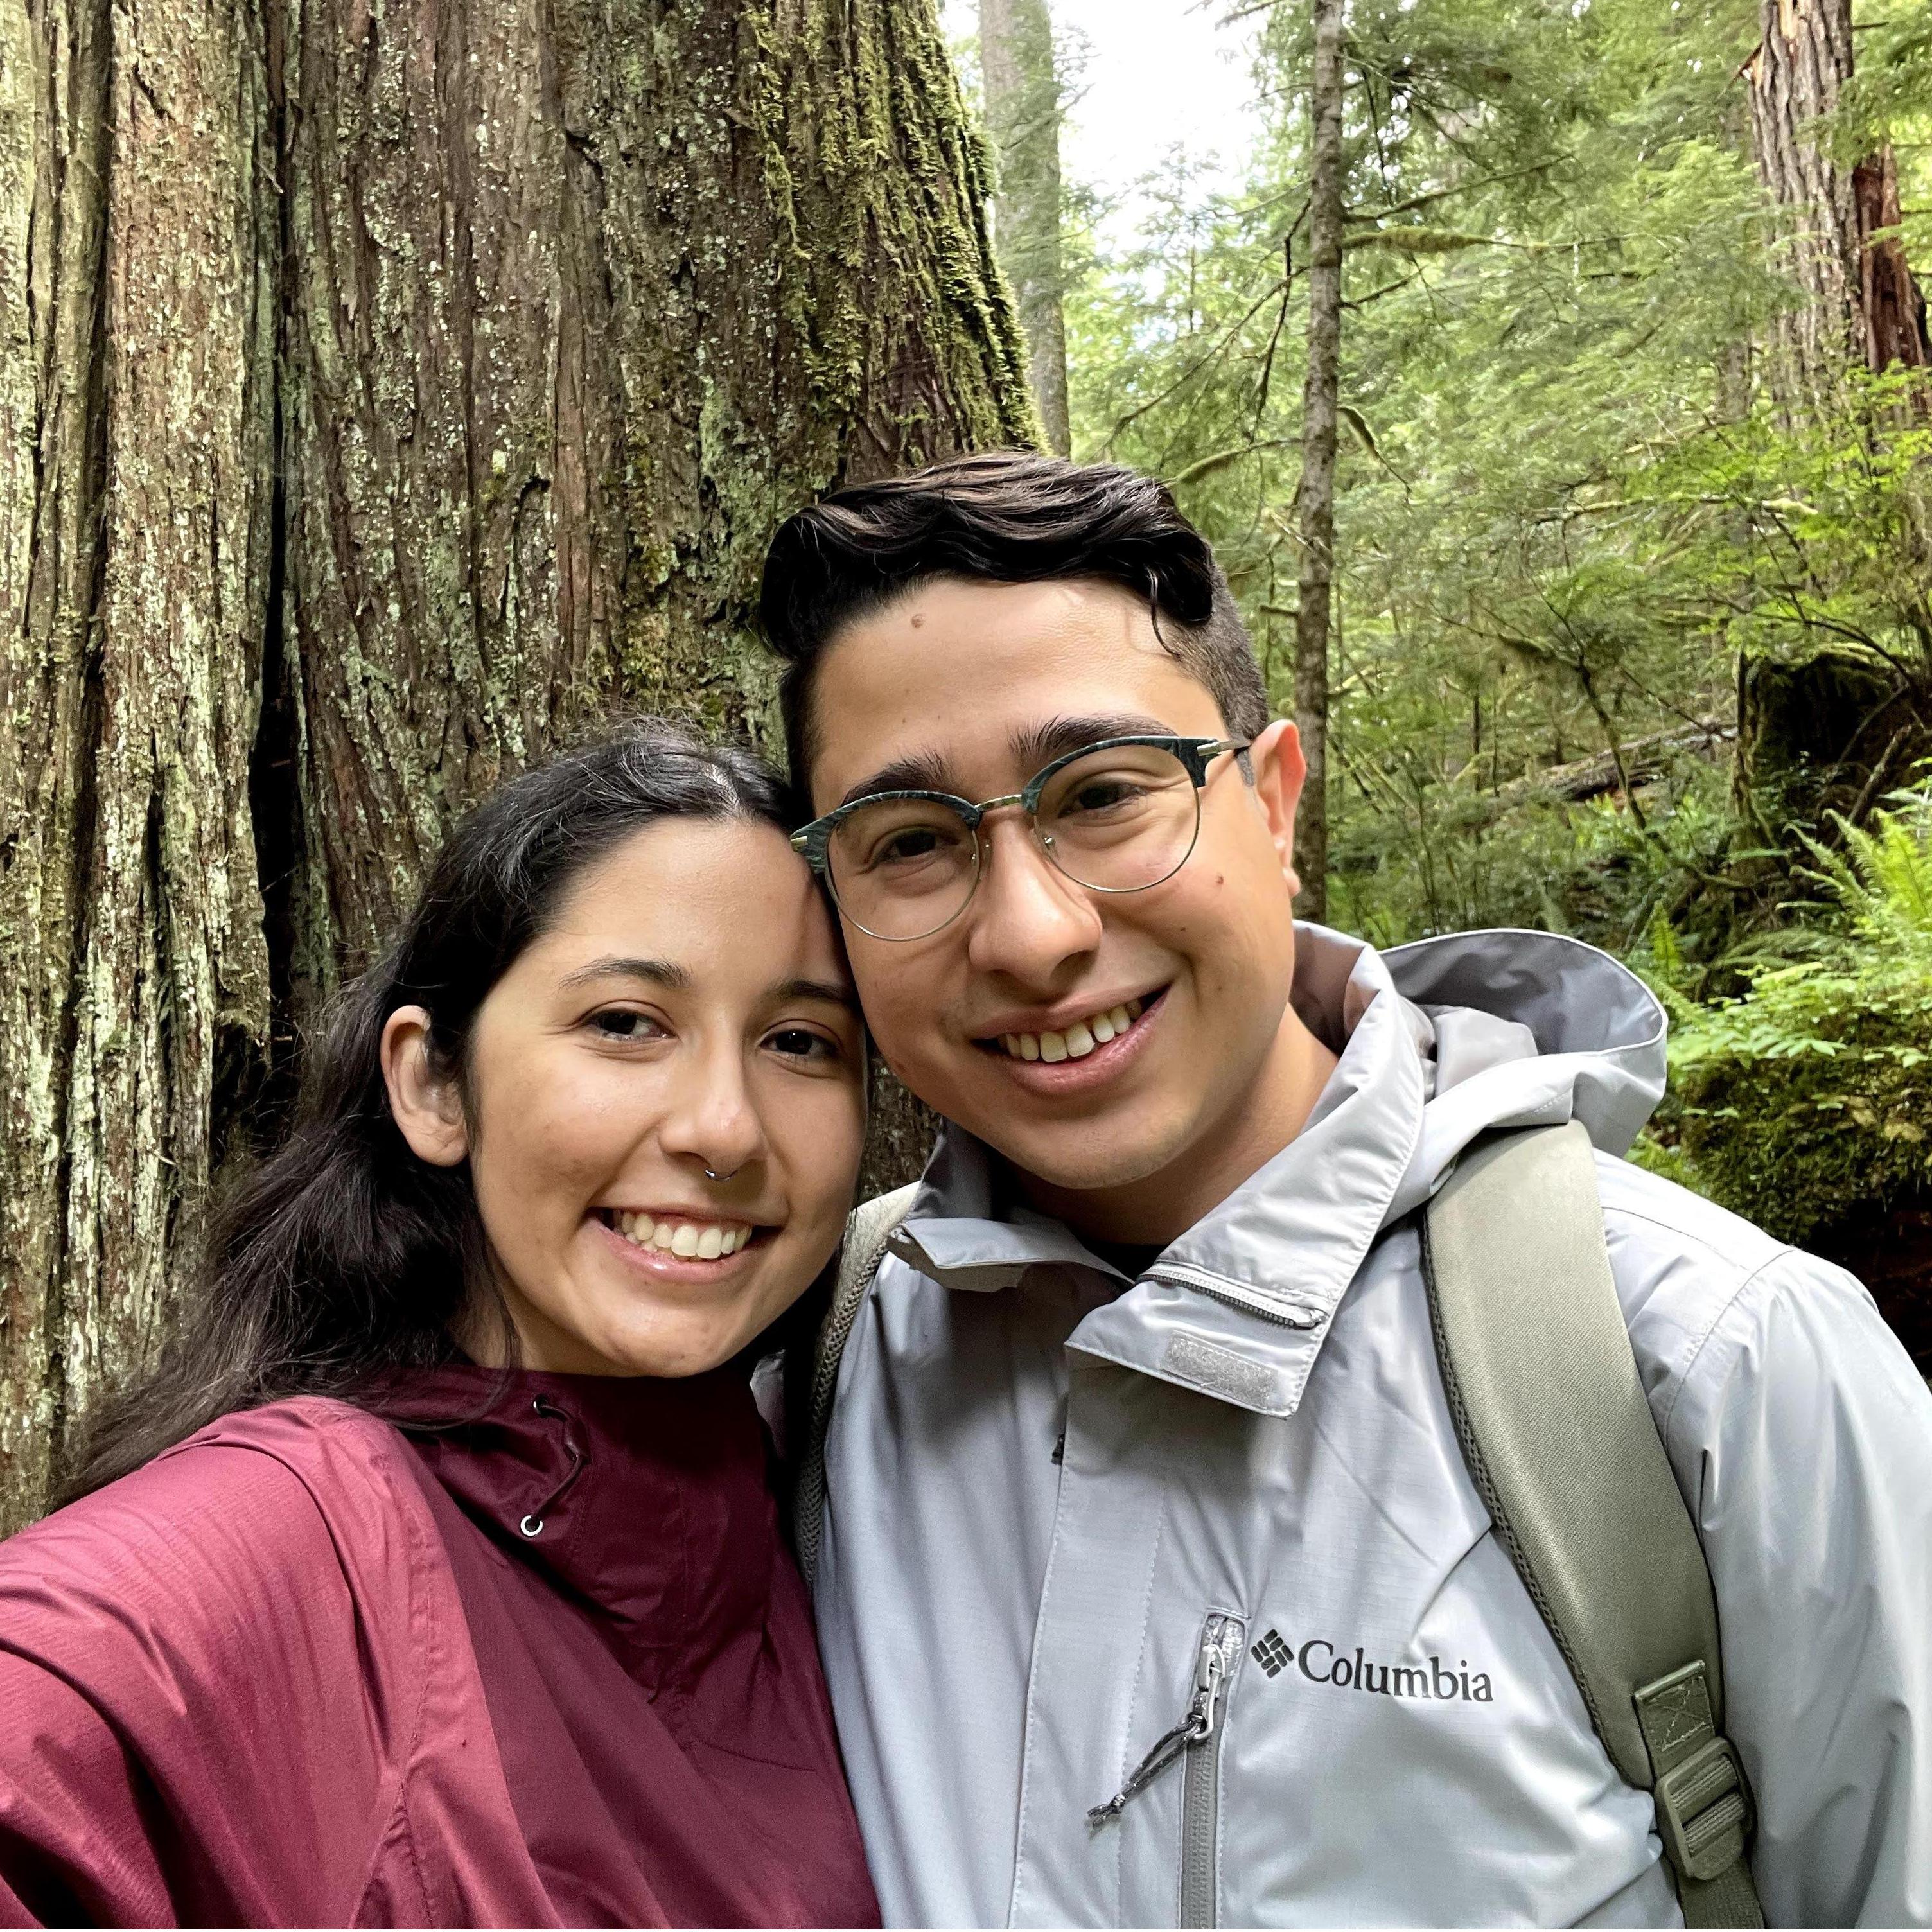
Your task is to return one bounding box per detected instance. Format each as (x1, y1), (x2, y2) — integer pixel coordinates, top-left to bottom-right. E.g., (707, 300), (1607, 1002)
(590, 1009), (663, 1041)
(875, 825), (957, 865)
(1066, 778), (1145, 814)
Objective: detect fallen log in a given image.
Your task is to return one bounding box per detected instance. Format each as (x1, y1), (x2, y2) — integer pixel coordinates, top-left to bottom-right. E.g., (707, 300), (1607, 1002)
(1489, 719), (1735, 812)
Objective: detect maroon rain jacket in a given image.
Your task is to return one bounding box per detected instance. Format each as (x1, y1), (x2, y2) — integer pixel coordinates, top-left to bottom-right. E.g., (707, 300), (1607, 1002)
(0, 1366), (881, 1928)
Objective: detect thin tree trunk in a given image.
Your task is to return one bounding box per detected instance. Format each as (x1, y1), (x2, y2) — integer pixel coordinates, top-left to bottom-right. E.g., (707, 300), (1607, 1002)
(1293, 0), (1345, 925)
(979, 0), (1067, 454)
(0, 0), (1033, 1532)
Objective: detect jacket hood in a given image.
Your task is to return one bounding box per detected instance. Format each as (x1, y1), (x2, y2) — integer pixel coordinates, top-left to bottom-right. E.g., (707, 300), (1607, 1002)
(894, 923), (1668, 1420)
(1377, 924), (1666, 1220)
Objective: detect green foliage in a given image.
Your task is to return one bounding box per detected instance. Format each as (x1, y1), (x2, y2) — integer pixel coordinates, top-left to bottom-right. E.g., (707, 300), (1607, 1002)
(1644, 786), (1932, 1242)
(1052, 0), (1932, 1250)
(1066, 0), (1930, 960)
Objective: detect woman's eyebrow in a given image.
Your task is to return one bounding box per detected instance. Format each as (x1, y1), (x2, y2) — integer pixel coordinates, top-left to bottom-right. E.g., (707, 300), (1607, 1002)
(770, 976), (861, 1014)
(558, 956), (693, 992)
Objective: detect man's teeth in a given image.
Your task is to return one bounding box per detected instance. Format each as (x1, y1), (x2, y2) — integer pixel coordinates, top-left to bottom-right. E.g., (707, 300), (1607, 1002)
(610, 1211), (753, 1258)
(1001, 998), (1144, 1064)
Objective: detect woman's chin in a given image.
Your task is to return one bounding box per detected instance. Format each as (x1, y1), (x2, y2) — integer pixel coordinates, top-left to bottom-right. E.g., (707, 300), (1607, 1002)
(563, 1287), (758, 1380)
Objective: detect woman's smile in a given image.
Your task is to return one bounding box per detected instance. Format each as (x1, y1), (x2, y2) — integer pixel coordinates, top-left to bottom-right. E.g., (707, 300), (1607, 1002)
(591, 1205), (769, 1280)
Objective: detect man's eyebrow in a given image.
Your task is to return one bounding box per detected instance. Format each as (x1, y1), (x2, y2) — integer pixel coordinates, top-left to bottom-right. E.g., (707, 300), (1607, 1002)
(1010, 713), (1177, 773)
(837, 748), (956, 810)
(769, 976), (861, 1015)
(836, 715), (1181, 812)
(557, 956), (693, 992)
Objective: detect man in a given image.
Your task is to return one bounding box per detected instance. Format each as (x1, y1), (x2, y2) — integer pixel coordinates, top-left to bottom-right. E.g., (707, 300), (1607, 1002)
(759, 452), (1932, 1928)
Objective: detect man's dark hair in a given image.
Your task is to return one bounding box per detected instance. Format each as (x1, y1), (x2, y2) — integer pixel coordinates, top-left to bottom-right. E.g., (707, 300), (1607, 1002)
(759, 450), (1271, 792)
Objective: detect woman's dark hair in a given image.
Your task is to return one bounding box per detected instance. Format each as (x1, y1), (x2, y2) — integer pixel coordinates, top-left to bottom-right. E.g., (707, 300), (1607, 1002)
(759, 450), (1270, 791)
(71, 720), (800, 1499)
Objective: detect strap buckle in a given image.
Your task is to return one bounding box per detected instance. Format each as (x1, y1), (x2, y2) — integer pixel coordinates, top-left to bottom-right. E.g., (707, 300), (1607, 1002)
(1654, 1735), (1753, 1884)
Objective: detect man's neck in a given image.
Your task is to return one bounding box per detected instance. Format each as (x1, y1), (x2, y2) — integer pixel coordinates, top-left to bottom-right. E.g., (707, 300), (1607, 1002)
(1014, 1001), (1341, 1249)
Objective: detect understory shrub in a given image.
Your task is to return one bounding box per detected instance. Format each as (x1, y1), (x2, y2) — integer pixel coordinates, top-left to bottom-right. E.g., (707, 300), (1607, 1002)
(1641, 786), (1932, 1245)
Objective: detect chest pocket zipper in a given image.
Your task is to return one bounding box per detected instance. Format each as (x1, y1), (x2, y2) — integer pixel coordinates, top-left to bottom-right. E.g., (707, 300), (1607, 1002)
(1088, 1613), (1247, 1929)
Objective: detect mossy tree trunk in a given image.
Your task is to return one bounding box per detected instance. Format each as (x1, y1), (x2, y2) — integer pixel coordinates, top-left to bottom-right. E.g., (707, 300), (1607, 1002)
(0, 0), (1032, 1532)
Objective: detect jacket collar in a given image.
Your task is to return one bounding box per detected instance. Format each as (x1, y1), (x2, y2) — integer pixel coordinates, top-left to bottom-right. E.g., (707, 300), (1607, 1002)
(891, 927), (1432, 1419)
(389, 1364), (777, 1692)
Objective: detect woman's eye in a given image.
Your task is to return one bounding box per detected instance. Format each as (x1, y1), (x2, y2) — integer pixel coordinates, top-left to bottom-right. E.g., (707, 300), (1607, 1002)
(767, 1026), (840, 1063)
(589, 1008), (665, 1041)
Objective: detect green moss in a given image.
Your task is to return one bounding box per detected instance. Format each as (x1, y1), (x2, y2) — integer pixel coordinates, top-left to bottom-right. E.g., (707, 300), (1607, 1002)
(1647, 793), (1932, 1243)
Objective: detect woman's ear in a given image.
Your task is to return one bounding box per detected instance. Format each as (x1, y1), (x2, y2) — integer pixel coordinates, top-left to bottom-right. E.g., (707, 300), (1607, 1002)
(380, 1006), (470, 1168)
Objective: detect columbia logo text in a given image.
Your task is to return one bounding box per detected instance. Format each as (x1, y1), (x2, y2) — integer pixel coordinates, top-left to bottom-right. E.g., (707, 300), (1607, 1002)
(1249, 1629), (1495, 1703)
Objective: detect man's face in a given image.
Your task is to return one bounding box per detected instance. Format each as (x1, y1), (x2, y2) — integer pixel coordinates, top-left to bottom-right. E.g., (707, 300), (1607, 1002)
(807, 577), (1311, 1231)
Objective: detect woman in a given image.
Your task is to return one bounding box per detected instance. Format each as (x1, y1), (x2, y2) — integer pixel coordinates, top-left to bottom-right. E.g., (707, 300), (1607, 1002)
(0, 723), (879, 1929)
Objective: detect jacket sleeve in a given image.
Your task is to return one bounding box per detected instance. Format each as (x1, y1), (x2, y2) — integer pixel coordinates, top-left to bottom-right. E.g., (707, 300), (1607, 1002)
(0, 1439), (399, 1927)
(1660, 1247), (1932, 1928)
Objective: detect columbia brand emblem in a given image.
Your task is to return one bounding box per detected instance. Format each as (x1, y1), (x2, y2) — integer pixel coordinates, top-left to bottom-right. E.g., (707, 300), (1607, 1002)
(1251, 1630), (1292, 1677)
(1249, 1628), (1495, 1703)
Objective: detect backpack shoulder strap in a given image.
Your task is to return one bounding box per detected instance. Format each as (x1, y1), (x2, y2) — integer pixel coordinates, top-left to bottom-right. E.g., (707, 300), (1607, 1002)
(793, 1184), (920, 1589)
(1423, 1121), (1763, 1929)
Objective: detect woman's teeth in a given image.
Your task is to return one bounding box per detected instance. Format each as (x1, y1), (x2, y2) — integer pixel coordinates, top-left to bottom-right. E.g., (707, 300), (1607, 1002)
(1001, 998), (1144, 1064)
(610, 1211), (753, 1258)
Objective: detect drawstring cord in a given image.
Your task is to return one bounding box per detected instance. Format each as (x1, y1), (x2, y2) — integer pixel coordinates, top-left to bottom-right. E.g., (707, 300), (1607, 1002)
(519, 1396), (587, 1538)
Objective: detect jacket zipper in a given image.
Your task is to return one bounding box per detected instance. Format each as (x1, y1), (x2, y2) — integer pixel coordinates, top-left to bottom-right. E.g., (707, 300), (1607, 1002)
(1088, 1612), (1245, 1926)
(1179, 1615), (1243, 1928)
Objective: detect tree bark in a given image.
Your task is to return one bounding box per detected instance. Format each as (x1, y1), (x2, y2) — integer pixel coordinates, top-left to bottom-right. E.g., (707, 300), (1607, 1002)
(0, 0), (277, 1532)
(1292, 0), (1344, 924)
(1852, 145), (1931, 376)
(0, 0), (1032, 1532)
(979, 0), (1067, 455)
(1744, 0), (1928, 407)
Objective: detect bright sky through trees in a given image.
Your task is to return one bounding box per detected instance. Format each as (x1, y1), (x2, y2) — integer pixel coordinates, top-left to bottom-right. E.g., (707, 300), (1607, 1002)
(945, 0), (1264, 243)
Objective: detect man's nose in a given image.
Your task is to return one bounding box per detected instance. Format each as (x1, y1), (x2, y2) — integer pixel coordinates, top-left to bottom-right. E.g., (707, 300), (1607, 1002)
(963, 812), (1103, 984)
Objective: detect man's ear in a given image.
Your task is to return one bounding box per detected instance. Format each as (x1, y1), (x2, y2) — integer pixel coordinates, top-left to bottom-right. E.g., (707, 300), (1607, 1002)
(1244, 718), (1307, 897)
(380, 1006), (471, 1168)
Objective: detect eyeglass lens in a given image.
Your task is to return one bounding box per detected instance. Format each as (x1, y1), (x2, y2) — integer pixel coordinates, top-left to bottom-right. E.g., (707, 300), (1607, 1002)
(826, 742), (1204, 940)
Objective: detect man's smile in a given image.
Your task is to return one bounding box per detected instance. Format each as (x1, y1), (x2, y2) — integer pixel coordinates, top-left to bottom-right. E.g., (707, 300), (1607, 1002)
(969, 986), (1170, 1092)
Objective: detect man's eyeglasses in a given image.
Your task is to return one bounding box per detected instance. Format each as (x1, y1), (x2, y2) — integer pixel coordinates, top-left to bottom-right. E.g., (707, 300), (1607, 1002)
(791, 735), (1251, 942)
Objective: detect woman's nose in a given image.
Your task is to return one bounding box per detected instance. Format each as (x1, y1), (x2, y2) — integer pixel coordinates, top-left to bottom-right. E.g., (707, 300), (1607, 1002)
(656, 1048), (768, 1183)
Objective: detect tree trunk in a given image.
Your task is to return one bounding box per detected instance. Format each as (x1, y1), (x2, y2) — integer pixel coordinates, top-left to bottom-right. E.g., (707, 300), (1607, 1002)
(1292, 0), (1345, 924)
(0, 0), (1032, 1532)
(1852, 146), (1931, 375)
(979, 0), (1067, 455)
(1744, 0), (1928, 407)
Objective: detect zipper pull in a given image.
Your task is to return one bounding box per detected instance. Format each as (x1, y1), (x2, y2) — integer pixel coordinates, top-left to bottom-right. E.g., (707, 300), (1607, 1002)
(1191, 1613), (1236, 1733)
(1087, 1615), (1236, 1829)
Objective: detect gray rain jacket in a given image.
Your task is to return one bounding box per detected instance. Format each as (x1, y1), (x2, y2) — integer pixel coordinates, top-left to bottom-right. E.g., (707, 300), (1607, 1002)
(813, 926), (1932, 1928)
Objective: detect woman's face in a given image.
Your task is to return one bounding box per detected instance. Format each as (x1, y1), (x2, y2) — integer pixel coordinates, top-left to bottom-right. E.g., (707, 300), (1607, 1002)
(390, 817), (866, 1378)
